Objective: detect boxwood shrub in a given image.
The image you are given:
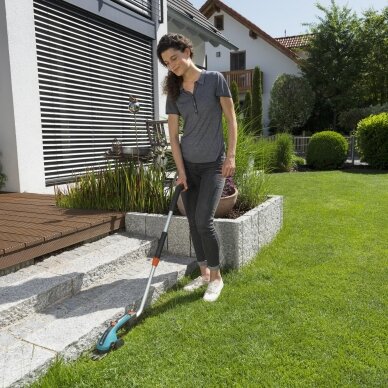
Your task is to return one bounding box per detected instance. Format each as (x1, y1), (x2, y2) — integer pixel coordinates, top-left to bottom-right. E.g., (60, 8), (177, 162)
(355, 113), (388, 169)
(306, 131), (348, 170)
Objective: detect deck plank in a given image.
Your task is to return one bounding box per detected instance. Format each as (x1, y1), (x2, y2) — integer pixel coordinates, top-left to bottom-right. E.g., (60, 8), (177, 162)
(0, 193), (125, 271)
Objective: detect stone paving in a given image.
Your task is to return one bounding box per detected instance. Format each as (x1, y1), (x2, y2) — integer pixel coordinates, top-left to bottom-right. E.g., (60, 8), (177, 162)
(0, 232), (196, 387)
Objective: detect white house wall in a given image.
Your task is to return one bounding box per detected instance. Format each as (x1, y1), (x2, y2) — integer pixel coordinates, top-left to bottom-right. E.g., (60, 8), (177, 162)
(0, 0), (47, 193)
(205, 11), (300, 128)
(155, 0), (168, 121)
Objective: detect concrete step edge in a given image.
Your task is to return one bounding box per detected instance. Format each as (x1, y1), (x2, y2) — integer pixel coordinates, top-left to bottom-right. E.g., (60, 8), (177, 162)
(0, 234), (156, 329)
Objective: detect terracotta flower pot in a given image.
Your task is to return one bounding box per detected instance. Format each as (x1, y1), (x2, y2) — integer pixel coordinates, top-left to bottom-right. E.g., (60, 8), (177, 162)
(177, 187), (238, 218)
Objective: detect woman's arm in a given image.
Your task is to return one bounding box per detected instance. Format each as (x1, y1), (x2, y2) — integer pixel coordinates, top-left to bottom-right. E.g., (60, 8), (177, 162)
(168, 114), (188, 190)
(220, 96), (237, 178)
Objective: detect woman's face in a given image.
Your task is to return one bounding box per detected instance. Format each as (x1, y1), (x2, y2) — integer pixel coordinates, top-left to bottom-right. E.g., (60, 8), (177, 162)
(161, 48), (191, 76)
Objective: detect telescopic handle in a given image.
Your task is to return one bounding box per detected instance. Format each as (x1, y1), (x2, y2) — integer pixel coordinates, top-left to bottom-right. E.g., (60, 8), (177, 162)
(169, 184), (184, 212)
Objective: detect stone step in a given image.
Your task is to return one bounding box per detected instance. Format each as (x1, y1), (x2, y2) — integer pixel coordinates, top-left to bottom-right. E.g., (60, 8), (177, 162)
(0, 235), (196, 387)
(0, 233), (154, 329)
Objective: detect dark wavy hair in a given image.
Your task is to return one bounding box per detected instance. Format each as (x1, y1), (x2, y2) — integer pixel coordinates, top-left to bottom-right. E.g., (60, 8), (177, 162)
(157, 33), (194, 101)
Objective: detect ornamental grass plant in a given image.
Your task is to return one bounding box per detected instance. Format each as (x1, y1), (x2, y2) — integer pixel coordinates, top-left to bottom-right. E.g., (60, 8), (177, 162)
(55, 161), (172, 214)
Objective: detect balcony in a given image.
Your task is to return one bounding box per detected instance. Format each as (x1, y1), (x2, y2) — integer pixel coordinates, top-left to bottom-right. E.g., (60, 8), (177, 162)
(221, 69), (254, 93)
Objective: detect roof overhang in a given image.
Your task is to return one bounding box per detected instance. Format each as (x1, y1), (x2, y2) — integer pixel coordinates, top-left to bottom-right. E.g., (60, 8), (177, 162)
(167, 7), (238, 50)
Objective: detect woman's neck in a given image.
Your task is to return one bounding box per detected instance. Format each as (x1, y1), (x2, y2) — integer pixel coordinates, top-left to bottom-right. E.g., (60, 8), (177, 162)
(182, 65), (202, 82)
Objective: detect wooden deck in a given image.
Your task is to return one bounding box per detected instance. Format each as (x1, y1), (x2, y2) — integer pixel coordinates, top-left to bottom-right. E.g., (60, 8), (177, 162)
(0, 193), (125, 271)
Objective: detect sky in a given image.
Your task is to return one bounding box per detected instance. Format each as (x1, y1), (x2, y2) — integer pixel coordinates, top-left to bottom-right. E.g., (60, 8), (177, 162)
(190, 0), (388, 37)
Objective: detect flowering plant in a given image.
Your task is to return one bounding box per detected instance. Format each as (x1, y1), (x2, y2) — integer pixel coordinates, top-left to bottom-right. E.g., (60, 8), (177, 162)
(221, 176), (236, 197)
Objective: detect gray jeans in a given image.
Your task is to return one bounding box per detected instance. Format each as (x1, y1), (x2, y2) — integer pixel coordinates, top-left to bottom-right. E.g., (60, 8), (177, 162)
(181, 156), (225, 270)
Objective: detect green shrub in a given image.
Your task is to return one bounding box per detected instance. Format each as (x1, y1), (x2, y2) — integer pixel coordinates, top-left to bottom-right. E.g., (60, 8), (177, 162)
(0, 160), (6, 190)
(292, 155), (306, 168)
(231, 81), (240, 113)
(338, 103), (388, 131)
(251, 66), (263, 136)
(355, 112), (388, 169)
(306, 131), (348, 170)
(273, 133), (294, 171)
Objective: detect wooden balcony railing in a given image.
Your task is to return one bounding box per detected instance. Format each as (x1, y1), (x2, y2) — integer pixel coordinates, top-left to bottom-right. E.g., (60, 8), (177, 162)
(221, 69), (254, 93)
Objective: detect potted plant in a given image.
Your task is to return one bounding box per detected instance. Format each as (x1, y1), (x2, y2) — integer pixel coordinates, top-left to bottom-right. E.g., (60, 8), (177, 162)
(177, 176), (238, 218)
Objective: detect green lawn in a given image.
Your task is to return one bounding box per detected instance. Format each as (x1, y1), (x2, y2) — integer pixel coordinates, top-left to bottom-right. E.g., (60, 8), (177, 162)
(34, 170), (388, 387)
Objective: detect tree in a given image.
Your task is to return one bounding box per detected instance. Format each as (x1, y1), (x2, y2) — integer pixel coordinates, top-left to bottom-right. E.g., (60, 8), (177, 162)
(243, 90), (252, 128)
(251, 66), (263, 136)
(269, 74), (315, 134)
(300, 0), (363, 128)
(231, 81), (240, 113)
(357, 7), (388, 105)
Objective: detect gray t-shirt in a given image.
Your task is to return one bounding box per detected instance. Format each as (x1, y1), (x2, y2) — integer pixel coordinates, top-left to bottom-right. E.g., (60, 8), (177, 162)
(166, 70), (232, 163)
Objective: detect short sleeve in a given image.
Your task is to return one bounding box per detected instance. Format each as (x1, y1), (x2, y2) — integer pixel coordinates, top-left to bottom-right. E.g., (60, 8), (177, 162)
(166, 95), (180, 115)
(215, 72), (232, 98)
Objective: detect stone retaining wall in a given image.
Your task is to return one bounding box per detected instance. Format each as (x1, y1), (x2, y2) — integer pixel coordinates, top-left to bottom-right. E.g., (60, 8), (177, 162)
(125, 195), (283, 269)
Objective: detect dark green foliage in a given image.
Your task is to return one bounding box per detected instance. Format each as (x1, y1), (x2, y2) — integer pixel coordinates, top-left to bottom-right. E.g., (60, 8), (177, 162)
(272, 133), (294, 172)
(306, 130), (348, 169)
(251, 66), (263, 136)
(355, 112), (388, 169)
(243, 90), (252, 127)
(338, 103), (388, 132)
(231, 81), (240, 113)
(358, 8), (388, 105)
(0, 160), (6, 190)
(269, 74), (315, 133)
(300, 2), (388, 129)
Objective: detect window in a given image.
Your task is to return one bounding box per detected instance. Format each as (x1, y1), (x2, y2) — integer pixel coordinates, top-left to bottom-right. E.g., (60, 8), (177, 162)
(230, 51), (246, 71)
(33, 0), (154, 185)
(214, 15), (224, 30)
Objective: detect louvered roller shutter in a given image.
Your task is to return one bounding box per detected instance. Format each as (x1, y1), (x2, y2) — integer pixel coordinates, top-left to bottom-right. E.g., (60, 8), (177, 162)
(33, 0), (154, 186)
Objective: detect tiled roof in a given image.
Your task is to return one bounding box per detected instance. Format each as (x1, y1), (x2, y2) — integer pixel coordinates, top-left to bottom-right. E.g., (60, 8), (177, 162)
(200, 0), (298, 62)
(275, 34), (313, 49)
(167, 0), (235, 48)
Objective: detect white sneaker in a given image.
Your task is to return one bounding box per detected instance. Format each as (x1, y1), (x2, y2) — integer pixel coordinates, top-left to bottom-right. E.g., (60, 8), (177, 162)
(183, 276), (209, 292)
(203, 279), (224, 302)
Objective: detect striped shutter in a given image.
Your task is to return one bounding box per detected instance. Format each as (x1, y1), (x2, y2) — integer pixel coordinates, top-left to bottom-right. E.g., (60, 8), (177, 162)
(33, 0), (154, 186)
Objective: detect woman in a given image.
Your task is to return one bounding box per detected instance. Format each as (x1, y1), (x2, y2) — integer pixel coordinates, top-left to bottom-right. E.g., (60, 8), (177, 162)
(157, 33), (237, 302)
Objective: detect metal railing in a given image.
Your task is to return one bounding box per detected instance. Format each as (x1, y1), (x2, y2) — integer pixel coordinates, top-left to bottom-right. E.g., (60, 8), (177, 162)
(267, 135), (358, 164)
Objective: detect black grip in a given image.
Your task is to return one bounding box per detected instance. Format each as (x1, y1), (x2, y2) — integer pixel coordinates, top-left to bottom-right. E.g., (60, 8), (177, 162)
(169, 184), (184, 212)
(155, 232), (168, 258)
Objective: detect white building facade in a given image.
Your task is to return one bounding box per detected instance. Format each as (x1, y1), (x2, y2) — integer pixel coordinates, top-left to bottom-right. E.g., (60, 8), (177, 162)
(200, 0), (301, 129)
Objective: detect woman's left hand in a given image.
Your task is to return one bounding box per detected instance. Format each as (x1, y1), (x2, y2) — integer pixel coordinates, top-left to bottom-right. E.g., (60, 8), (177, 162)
(222, 156), (236, 177)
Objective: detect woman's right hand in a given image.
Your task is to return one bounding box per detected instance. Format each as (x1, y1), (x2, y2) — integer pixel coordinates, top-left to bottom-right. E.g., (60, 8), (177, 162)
(176, 174), (188, 191)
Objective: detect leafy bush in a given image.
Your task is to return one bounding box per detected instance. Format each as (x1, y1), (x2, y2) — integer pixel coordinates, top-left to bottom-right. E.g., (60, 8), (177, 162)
(0, 159), (6, 190)
(355, 112), (388, 169)
(269, 74), (315, 133)
(251, 66), (263, 136)
(55, 162), (172, 213)
(272, 133), (294, 171)
(231, 81), (240, 113)
(338, 103), (388, 131)
(306, 131), (348, 170)
(292, 155), (306, 168)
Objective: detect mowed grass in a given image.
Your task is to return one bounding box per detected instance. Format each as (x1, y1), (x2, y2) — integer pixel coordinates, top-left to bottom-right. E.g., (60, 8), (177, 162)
(34, 170), (388, 387)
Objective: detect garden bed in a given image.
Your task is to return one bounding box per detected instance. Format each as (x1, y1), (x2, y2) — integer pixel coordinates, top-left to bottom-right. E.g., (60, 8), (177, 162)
(125, 195), (283, 269)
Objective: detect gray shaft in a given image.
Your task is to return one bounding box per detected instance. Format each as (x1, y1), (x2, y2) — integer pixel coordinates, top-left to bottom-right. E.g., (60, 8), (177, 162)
(136, 265), (157, 318)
